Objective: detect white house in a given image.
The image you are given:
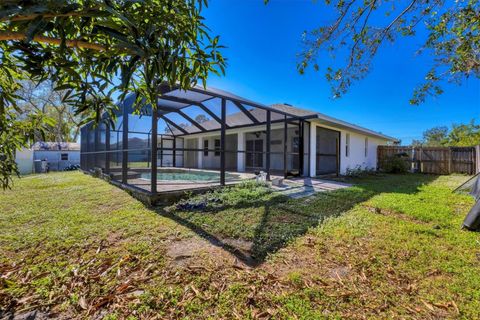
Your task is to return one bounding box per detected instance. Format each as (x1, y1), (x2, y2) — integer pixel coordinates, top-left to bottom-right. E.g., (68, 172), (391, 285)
(16, 142), (80, 174)
(176, 103), (396, 177)
(80, 86), (397, 193)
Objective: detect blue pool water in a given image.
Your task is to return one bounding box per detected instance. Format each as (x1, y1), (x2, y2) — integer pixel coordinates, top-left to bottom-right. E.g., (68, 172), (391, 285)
(141, 170), (239, 181)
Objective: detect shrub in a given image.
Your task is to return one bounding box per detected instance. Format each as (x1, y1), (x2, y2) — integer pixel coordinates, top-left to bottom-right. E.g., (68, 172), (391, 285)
(382, 154), (410, 174)
(171, 180), (272, 212)
(345, 165), (377, 178)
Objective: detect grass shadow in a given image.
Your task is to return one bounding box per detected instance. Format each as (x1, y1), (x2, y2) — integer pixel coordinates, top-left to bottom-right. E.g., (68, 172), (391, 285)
(154, 174), (438, 267)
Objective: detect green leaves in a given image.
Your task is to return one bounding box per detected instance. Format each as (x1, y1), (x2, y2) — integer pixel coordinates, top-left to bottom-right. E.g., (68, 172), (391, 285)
(415, 120), (480, 147)
(0, 0), (226, 189)
(295, 0), (479, 104)
(0, 104), (55, 189)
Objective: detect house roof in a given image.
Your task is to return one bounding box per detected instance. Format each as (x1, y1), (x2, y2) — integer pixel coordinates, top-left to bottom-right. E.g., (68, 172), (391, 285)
(156, 85), (272, 112)
(112, 85), (303, 136)
(269, 104), (318, 117)
(271, 104), (397, 141)
(33, 142), (80, 151)
(175, 102), (396, 142)
(94, 84), (396, 142)
(170, 104), (294, 134)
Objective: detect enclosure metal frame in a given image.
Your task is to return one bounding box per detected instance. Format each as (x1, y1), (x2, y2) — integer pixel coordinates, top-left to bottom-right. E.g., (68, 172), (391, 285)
(80, 85), (312, 196)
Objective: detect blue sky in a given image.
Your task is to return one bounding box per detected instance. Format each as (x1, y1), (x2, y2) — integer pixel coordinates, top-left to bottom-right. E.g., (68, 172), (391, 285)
(202, 0), (480, 144)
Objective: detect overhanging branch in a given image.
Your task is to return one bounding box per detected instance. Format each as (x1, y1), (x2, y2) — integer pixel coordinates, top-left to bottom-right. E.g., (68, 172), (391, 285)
(0, 31), (107, 51)
(1, 9), (101, 22)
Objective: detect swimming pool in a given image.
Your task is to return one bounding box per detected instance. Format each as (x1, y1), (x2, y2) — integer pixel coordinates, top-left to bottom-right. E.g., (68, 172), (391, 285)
(140, 169), (239, 181)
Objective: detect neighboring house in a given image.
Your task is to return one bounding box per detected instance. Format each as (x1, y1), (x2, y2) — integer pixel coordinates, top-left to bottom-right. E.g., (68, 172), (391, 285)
(16, 142), (80, 174)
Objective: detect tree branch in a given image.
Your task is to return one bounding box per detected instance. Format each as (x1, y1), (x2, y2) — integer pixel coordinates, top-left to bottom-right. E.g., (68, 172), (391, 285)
(371, 0), (420, 56)
(347, 0), (377, 68)
(1, 9), (101, 22)
(0, 31), (107, 51)
(385, 0), (418, 34)
(322, 0), (355, 44)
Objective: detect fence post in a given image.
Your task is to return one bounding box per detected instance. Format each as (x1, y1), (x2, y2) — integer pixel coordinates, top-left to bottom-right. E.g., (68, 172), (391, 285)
(419, 148), (423, 173)
(411, 146), (415, 173)
(476, 145), (480, 174)
(448, 147), (452, 174)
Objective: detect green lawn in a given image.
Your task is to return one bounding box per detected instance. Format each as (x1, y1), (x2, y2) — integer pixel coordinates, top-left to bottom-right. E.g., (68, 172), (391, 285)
(1, 171), (479, 319)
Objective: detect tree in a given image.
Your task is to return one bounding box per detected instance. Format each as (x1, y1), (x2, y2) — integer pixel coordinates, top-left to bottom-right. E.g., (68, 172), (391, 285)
(17, 80), (82, 142)
(421, 126), (449, 146)
(447, 120), (480, 146)
(411, 139), (424, 147)
(194, 114), (209, 124)
(163, 122), (189, 134)
(0, 0), (225, 189)
(290, 0), (479, 104)
(413, 120), (480, 146)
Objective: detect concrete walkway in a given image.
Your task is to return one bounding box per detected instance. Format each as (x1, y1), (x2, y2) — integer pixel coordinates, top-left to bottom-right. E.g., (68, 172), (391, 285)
(271, 177), (352, 198)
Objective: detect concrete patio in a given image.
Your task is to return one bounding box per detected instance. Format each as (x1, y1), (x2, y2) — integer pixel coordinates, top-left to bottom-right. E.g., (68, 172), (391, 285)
(271, 177), (352, 198)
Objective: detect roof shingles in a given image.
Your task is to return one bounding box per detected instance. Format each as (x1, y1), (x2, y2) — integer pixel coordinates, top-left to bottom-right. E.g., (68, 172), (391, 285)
(32, 142), (80, 151)
(172, 103), (396, 141)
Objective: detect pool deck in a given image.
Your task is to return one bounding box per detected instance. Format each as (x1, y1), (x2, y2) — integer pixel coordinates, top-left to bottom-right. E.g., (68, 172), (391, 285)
(126, 171), (257, 193)
(100, 167), (351, 205)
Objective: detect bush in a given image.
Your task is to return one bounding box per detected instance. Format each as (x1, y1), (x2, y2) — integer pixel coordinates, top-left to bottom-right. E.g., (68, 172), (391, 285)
(382, 154), (410, 174)
(345, 165), (378, 178)
(171, 180), (272, 212)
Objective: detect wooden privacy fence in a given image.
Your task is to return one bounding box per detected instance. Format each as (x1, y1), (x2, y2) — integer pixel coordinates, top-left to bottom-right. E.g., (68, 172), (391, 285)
(377, 146), (480, 175)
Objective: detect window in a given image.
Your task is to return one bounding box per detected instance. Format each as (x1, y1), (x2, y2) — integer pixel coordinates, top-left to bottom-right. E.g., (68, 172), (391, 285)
(203, 140), (209, 156)
(214, 139), (221, 156)
(364, 137), (368, 157)
(345, 133), (350, 157)
(61, 153), (68, 161)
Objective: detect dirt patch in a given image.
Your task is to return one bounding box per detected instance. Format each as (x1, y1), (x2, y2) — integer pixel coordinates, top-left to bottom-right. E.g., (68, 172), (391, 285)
(166, 237), (207, 265)
(363, 205), (431, 225)
(166, 236), (252, 269)
(260, 235), (359, 286)
(221, 238), (252, 251)
(263, 248), (319, 279)
(220, 238), (253, 257)
(327, 265), (351, 280)
(265, 253), (351, 284)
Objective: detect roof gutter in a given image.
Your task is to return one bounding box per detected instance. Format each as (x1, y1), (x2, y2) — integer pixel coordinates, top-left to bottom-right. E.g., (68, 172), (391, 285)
(307, 114), (398, 142)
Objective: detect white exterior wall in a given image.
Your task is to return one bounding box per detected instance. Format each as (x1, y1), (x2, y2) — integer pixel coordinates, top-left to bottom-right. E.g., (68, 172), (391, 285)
(160, 138), (184, 167)
(184, 135), (238, 170)
(310, 121), (389, 175)
(184, 123), (305, 174)
(34, 150), (80, 171)
(201, 136), (220, 169)
(182, 120), (391, 176)
(15, 148), (34, 175)
(339, 131), (385, 173)
(237, 132), (245, 172)
(183, 138), (198, 168)
(196, 137), (202, 169)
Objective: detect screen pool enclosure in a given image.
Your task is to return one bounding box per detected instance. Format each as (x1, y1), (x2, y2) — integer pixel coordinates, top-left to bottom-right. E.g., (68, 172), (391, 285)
(80, 85), (314, 200)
